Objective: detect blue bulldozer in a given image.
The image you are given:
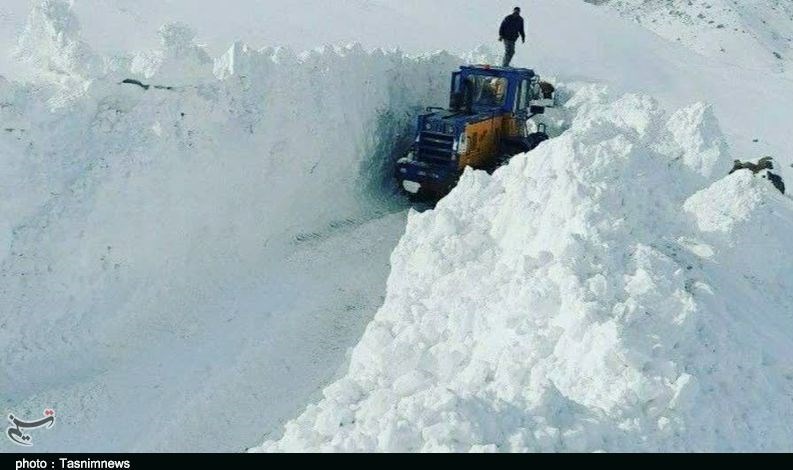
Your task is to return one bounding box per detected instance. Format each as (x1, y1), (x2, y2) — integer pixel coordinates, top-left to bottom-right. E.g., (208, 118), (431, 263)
(396, 64), (555, 198)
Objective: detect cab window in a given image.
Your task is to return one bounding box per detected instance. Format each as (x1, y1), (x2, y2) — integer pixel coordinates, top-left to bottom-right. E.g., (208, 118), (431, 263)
(517, 79), (530, 110)
(468, 76), (508, 107)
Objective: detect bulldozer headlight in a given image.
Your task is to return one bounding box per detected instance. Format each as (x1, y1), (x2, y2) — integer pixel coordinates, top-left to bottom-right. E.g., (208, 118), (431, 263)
(457, 134), (468, 154)
(402, 180), (421, 194)
(398, 152), (415, 165)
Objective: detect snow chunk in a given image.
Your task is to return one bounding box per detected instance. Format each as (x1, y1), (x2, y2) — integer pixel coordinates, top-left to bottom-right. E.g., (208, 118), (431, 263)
(657, 102), (730, 183)
(130, 22), (214, 85)
(15, 0), (100, 79)
(685, 169), (793, 280)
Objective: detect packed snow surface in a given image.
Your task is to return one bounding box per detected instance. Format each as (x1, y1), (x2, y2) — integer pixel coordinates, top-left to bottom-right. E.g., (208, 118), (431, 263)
(258, 86), (793, 452)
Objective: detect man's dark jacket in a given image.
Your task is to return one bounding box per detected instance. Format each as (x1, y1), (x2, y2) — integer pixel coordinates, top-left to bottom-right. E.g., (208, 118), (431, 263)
(499, 13), (525, 42)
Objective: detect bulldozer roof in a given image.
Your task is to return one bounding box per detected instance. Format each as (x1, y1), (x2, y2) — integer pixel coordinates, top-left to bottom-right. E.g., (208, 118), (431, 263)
(461, 64), (537, 79)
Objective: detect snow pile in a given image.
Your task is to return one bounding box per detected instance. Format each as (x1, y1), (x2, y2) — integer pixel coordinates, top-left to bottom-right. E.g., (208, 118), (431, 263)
(258, 85), (793, 452)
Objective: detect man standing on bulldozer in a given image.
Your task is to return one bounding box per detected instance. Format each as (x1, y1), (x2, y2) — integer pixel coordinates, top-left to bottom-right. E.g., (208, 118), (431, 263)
(499, 7), (526, 67)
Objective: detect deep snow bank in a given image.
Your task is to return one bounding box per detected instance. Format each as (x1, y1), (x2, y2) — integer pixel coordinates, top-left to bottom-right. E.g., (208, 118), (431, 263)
(257, 85), (793, 452)
(1, 1), (461, 451)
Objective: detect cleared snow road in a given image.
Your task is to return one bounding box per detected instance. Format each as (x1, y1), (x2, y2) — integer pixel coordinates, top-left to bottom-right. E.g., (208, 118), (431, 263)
(3, 211), (407, 452)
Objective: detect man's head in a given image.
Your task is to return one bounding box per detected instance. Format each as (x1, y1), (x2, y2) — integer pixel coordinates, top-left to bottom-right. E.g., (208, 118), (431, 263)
(513, 7), (521, 15)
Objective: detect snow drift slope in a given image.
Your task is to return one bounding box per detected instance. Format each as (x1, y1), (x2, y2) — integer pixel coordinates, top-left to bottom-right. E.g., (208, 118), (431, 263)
(590, 0), (793, 71)
(1, 1), (460, 452)
(258, 86), (793, 452)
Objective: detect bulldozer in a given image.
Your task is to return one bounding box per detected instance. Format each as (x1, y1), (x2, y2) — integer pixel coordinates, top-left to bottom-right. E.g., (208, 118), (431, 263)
(396, 65), (554, 198)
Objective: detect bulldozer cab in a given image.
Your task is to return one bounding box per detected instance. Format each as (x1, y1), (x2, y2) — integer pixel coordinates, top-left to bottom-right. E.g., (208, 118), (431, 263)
(449, 65), (546, 116)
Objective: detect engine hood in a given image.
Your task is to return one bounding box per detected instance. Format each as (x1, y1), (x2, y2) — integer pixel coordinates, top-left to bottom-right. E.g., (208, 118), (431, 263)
(420, 108), (505, 135)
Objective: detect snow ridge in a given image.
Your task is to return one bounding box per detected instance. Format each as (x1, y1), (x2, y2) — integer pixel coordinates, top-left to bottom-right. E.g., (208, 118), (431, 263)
(258, 85), (793, 452)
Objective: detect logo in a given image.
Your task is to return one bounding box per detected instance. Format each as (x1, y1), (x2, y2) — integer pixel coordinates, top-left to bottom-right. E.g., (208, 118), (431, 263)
(6, 409), (56, 446)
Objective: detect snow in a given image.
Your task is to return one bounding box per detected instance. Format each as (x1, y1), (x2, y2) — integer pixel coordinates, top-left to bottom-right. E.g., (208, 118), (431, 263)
(2, 0), (793, 453)
(592, 0), (793, 71)
(15, 0), (100, 79)
(4, 1), (793, 176)
(257, 85), (793, 452)
(1, 0), (460, 452)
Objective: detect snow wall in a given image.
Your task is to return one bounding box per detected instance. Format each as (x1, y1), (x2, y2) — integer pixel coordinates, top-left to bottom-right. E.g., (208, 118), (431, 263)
(258, 86), (793, 452)
(1, 1), (459, 402)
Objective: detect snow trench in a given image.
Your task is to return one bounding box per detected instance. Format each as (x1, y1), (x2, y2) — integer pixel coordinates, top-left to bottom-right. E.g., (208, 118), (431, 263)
(1, 1), (461, 452)
(258, 85), (793, 452)
(6, 0), (793, 454)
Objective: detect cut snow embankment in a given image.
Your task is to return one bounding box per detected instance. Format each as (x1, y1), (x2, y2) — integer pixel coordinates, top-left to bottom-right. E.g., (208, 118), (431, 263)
(1, 1), (460, 452)
(258, 85), (793, 452)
